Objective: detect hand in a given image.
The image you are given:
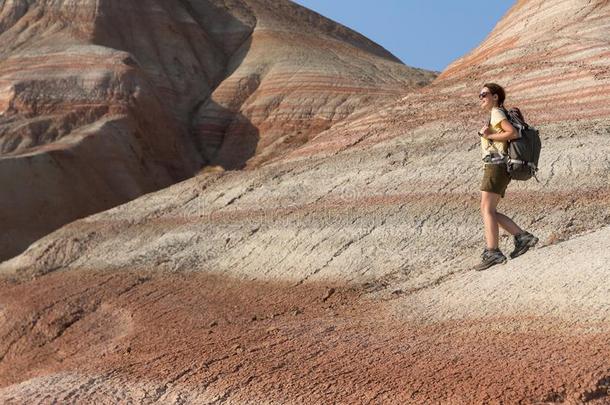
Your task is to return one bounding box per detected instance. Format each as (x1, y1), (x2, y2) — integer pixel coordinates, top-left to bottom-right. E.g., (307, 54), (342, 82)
(478, 126), (489, 137)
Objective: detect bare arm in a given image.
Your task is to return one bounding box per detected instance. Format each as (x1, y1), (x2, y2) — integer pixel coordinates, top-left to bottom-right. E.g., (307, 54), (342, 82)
(484, 119), (519, 141)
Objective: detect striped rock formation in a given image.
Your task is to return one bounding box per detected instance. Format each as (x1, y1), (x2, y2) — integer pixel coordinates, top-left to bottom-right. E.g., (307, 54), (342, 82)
(274, 0), (610, 162)
(1, 0), (610, 403)
(0, 0), (434, 261)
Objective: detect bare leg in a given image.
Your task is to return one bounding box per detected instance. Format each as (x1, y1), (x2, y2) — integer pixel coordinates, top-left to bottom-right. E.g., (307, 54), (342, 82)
(480, 191), (501, 249)
(496, 212), (523, 236)
(481, 192), (524, 249)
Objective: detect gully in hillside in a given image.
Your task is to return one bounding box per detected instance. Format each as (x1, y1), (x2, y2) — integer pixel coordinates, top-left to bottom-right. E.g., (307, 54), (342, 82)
(474, 83), (538, 271)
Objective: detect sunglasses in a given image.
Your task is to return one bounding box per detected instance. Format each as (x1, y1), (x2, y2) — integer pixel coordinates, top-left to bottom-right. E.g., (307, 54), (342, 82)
(479, 91), (491, 99)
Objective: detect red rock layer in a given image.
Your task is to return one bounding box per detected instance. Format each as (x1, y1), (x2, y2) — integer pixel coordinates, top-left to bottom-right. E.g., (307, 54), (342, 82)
(270, 0), (610, 163)
(0, 0), (435, 261)
(437, 0), (610, 122)
(1, 269), (609, 404)
(191, 0), (436, 170)
(1, 2), (610, 402)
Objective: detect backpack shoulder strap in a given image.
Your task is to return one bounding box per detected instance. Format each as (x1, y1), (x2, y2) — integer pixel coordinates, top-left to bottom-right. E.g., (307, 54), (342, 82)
(501, 106), (527, 130)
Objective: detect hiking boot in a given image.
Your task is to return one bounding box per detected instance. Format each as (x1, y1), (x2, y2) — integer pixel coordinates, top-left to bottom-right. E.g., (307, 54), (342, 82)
(474, 248), (507, 271)
(509, 231), (539, 259)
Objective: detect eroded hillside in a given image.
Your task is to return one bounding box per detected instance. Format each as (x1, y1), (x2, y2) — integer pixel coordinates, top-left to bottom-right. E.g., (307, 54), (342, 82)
(1, 0), (609, 403)
(0, 0), (434, 261)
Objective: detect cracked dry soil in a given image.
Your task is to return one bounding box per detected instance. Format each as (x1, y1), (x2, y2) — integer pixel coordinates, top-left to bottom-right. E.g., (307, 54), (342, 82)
(1, 269), (609, 404)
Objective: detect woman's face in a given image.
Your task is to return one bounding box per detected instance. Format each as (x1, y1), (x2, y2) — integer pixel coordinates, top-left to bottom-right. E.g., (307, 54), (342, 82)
(479, 87), (496, 111)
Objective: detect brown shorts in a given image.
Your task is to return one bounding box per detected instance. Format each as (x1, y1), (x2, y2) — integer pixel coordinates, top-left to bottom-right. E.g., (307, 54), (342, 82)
(480, 164), (511, 198)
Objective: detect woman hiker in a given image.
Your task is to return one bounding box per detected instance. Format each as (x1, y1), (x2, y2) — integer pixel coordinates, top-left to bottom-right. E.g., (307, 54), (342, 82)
(474, 83), (538, 271)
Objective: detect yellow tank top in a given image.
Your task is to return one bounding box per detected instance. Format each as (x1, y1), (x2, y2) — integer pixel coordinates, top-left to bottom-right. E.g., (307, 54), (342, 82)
(481, 107), (509, 159)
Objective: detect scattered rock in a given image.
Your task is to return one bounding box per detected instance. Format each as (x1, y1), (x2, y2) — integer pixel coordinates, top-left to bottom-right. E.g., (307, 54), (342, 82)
(321, 287), (336, 302)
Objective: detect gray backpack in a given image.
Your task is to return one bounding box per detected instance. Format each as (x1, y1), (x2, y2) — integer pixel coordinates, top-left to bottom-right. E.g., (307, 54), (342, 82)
(501, 107), (541, 181)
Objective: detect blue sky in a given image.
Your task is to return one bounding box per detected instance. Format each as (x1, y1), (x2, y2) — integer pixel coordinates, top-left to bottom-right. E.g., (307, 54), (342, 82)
(292, 0), (515, 72)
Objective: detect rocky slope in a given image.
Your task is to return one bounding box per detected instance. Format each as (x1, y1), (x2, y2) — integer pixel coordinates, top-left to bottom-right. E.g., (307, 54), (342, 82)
(1, 0), (610, 403)
(1, 227), (609, 403)
(271, 0), (610, 164)
(0, 0), (434, 261)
